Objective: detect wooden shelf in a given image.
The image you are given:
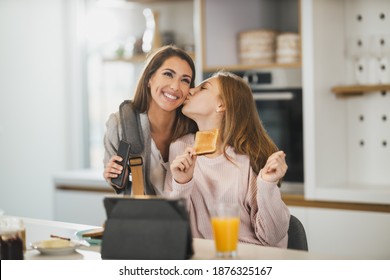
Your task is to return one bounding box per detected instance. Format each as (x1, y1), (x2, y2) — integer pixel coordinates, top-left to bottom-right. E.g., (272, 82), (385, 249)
(103, 54), (148, 64)
(203, 62), (301, 72)
(125, 0), (191, 3)
(331, 84), (390, 97)
(103, 51), (195, 64)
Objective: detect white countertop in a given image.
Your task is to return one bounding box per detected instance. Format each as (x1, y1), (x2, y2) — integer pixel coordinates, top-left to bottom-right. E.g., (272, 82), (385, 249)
(20, 217), (337, 260)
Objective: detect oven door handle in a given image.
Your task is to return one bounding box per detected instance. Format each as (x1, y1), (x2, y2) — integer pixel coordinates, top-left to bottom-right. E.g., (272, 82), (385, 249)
(253, 92), (294, 101)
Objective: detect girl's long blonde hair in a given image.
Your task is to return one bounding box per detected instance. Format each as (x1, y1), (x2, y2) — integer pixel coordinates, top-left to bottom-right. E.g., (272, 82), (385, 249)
(214, 71), (278, 174)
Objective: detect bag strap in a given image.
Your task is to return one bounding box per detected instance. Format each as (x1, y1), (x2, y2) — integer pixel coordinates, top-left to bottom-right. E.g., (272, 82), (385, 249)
(129, 157), (145, 196)
(119, 100), (144, 155)
(119, 100), (146, 195)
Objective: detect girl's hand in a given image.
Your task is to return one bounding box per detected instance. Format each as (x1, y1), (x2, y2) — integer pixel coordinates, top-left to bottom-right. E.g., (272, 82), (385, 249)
(103, 155), (124, 182)
(170, 147), (197, 184)
(261, 151), (288, 183)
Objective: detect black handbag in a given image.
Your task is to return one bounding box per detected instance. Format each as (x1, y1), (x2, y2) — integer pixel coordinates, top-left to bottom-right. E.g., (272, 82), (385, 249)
(100, 196), (194, 260)
(110, 100), (148, 195)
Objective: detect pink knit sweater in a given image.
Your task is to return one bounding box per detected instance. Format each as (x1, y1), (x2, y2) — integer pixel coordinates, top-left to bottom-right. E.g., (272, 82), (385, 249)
(163, 134), (290, 248)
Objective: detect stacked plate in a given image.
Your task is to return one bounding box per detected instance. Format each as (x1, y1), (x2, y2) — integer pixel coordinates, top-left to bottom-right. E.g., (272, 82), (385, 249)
(238, 29), (277, 64)
(276, 33), (301, 63)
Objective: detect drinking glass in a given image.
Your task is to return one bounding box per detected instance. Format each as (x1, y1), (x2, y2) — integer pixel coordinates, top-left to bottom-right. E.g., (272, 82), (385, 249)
(211, 203), (240, 258)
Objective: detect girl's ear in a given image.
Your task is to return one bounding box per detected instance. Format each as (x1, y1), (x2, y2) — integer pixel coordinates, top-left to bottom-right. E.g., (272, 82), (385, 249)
(216, 103), (226, 113)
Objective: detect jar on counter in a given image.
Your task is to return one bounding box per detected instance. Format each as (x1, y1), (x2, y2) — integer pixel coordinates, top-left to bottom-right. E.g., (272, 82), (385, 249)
(0, 215), (25, 260)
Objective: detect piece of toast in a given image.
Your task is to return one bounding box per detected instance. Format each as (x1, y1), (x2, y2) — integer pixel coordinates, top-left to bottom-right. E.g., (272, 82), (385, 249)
(81, 228), (104, 239)
(194, 128), (219, 155)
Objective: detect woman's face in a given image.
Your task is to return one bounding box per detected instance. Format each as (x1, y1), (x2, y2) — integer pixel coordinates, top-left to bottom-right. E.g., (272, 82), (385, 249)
(182, 76), (222, 120)
(148, 56), (193, 112)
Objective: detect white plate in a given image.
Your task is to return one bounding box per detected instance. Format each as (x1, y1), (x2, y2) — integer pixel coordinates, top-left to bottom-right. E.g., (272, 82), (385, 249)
(31, 240), (80, 255)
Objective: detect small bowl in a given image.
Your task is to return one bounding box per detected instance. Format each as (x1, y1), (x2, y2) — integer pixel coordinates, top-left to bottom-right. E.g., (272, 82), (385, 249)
(31, 239), (80, 255)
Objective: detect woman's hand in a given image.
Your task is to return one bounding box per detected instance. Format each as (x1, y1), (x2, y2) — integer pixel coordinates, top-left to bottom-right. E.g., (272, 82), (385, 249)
(103, 155), (124, 183)
(170, 147), (197, 184)
(261, 151), (288, 183)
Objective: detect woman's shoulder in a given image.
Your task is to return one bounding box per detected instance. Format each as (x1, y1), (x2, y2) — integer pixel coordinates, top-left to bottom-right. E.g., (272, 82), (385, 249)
(106, 111), (120, 126)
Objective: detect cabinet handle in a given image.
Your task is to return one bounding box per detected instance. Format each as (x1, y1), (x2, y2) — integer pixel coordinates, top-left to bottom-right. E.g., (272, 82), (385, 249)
(253, 92), (294, 101)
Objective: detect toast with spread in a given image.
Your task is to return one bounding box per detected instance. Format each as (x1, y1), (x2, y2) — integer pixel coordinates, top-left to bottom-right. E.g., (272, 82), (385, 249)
(193, 128), (219, 155)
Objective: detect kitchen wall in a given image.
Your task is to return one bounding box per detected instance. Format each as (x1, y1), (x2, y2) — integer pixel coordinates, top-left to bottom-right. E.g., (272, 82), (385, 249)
(0, 0), (75, 219)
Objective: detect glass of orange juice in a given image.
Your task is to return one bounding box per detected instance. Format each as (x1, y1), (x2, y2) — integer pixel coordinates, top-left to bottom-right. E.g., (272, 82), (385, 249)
(211, 203), (240, 258)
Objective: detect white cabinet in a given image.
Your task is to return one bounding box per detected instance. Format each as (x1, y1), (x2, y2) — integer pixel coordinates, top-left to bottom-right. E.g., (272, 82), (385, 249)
(54, 189), (108, 227)
(301, 0), (390, 204)
(53, 170), (112, 226)
(289, 206), (390, 259)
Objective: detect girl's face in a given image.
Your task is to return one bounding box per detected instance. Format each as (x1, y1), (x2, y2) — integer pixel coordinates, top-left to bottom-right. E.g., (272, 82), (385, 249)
(148, 56), (193, 112)
(182, 76), (223, 121)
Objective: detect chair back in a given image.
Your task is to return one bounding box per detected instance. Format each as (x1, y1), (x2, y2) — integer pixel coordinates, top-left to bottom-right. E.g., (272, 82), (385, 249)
(287, 215), (308, 251)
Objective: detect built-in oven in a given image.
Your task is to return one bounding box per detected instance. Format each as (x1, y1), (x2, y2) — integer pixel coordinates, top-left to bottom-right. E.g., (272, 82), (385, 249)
(204, 69), (304, 183)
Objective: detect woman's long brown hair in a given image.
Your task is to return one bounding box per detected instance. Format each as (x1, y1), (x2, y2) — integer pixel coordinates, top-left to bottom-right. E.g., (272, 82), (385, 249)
(214, 71), (278, 174)
(132, 45), (197, 140)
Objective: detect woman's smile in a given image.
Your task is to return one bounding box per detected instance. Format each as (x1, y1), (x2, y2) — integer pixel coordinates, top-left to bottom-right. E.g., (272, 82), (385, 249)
(163, 91), (179, 100)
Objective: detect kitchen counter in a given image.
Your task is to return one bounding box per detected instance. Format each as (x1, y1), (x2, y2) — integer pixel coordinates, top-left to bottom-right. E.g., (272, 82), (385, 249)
(53, 169), (304, 194)
(54, 169), (390, 213)
(21, 216), (335, 260)
(53, 169), (110, 190)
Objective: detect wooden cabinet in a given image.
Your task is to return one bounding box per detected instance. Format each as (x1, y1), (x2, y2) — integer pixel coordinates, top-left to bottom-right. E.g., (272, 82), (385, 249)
(195, 0), (301, 72)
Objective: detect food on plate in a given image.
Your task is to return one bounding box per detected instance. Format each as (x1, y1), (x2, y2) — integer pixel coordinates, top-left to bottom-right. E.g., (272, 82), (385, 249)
(194, 128), (219, 155)
(81, 228), (104, 239)
(38, 239), (71, 248)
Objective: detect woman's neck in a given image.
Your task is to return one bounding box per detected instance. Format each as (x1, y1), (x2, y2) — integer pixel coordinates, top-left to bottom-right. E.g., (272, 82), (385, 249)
(148, 111), (175, 134)
(147, 104), (176, 161)
(195, 117), (221, 132)
(147, 102), (176, 133)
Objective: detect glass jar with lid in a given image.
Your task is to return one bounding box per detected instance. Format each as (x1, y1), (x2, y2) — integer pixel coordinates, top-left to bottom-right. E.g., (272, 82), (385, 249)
(0, 214), (25, 260)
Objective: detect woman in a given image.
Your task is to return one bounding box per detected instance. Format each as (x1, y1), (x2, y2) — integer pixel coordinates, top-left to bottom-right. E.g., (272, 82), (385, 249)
(164, 71), (290, 248)
(103, 45), (197, 195)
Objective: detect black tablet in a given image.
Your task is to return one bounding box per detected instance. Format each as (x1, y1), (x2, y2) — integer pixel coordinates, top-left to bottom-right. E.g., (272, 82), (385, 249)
(103, 196), (188, 221)
(101, 196), (193, 260)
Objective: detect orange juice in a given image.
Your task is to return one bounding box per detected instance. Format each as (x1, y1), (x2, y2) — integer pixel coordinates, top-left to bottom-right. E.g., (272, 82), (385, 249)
(211, 217), (240, 252)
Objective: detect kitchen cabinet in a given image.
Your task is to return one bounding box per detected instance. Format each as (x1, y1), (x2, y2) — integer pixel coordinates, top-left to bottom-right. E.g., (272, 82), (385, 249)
(289, 206), (390, 259)
(195, 0), (301, 72)
(54, 189), (109, 227)
(301, 0), (390, 204)
(53, 170), (113, 226)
